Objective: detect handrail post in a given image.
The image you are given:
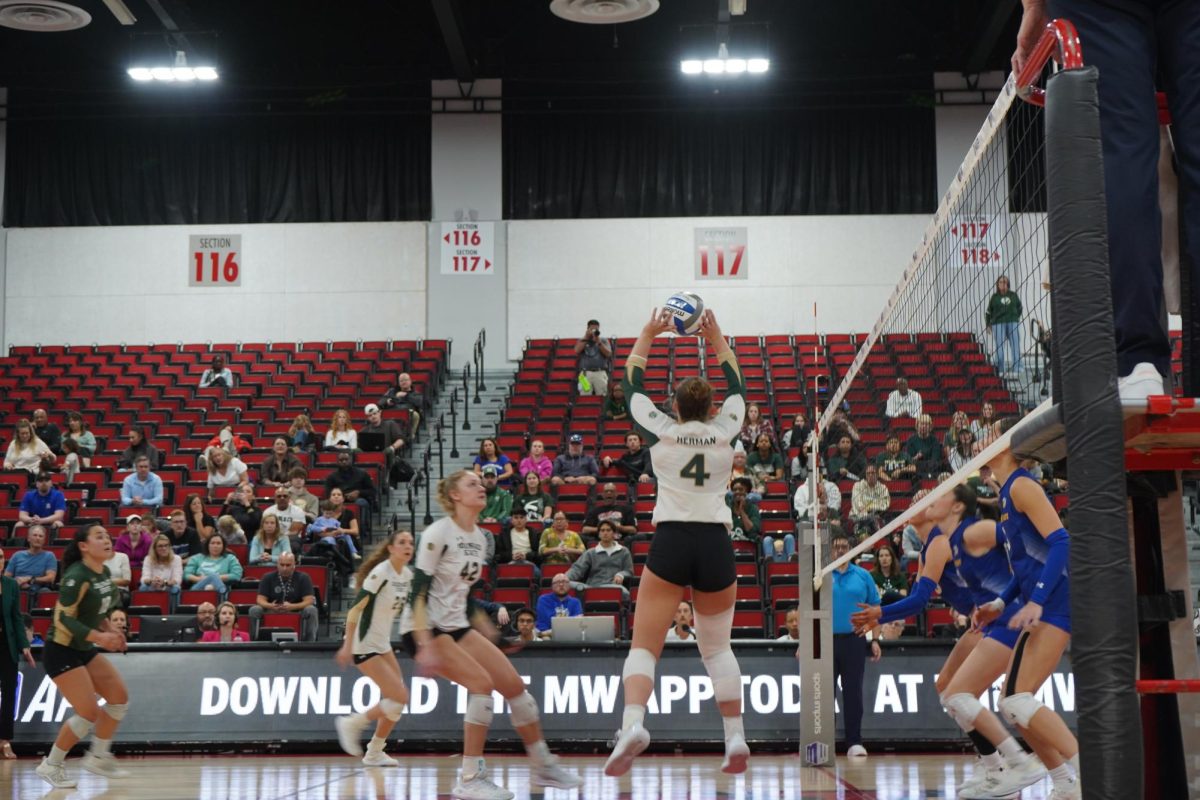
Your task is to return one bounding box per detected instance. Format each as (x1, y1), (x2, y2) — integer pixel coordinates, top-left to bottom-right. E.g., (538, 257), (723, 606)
(449, 389), (460, 458)
(461, 366), (472, 430)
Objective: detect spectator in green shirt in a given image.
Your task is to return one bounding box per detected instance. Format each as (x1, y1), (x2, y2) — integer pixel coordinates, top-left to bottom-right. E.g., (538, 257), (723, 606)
(874, 434), (917, 483)
(984, 274), (1023, 375)
(826, 435), (867, 482)
(904, 415), (944, 478)
(478, 464), (513, 524)
(746, 433), (785, 485)
(726, 478), (761, 544)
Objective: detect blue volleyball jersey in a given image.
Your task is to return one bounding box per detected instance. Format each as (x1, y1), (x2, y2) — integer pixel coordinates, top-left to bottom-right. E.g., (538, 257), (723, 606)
(998, 467), (1070, 606)
(923, 523), (975, 617)
(949, 517), (1020, 628)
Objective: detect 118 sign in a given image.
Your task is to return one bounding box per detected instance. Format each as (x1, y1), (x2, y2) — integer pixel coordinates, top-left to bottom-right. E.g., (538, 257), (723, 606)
(950, 217), (1001, 268)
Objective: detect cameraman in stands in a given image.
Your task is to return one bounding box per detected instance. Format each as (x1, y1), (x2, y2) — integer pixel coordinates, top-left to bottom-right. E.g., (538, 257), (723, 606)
(574, 318), (612, 397)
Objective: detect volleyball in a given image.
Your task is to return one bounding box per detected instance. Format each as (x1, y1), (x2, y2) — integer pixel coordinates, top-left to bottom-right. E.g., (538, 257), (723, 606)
(665, 291), (705, 335)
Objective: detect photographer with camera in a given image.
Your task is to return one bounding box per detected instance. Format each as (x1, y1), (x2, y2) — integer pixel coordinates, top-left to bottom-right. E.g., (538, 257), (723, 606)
(574, 318), (612, 397)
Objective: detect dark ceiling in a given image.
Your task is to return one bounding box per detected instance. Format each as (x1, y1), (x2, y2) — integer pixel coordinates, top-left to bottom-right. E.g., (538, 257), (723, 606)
(0, 0), (1021, 117)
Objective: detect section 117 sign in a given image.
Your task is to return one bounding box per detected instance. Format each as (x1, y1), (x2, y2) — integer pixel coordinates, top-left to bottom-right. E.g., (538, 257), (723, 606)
(440, 222), (494, 275)
(694, 227), (748, 280)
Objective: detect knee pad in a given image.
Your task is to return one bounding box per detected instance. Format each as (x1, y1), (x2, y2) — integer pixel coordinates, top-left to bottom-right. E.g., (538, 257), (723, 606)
(941, 692), (984, 733)
(700, 648), (743, 703)
(622, 648), (657, 682)
(464, 693), (494, 727)
(380, 698), (405, 722)
(999, 692), (1043, 729)
(694, 607), (734, 658)
(102, 702), (129, 722)
(508, 691), (540, 728)
(66, 714), (95, 738)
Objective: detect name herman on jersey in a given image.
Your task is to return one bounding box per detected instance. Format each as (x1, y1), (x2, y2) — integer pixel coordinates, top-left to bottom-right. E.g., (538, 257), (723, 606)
(675, 435), (718, 447)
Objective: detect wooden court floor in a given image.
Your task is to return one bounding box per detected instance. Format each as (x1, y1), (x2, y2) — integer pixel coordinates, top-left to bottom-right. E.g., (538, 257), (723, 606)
(0, 752), (1068, 799)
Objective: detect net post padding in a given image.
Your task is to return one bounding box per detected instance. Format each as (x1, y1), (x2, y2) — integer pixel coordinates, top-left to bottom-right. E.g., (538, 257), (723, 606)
(1044, 65), (1141, 798)
(796, 521), (834, 766)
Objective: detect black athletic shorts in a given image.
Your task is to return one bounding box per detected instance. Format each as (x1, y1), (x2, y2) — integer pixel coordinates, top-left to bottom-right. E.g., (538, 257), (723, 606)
(645, 521), (737, 593)
(42, 642), (100, 679)
(399, 627), (472, 657)
(354, 652), (384, 665)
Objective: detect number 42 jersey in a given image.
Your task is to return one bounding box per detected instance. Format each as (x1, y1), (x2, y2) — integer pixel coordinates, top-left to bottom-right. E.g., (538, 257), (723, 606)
(625, 351), (745, 527)
(401, 517), (487, 633)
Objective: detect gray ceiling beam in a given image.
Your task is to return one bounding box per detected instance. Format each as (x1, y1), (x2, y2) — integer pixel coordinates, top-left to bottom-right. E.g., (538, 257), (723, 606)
(430, 0), (475, 82)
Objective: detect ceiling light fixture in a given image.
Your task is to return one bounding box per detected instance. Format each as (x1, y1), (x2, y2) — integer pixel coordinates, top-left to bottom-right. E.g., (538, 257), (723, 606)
(680, 42), (768, 77)
(128, 50), (218, 83)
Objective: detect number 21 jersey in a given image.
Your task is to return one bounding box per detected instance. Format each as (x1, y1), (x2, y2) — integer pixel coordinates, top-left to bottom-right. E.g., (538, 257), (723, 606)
(404, 517), (486, 632)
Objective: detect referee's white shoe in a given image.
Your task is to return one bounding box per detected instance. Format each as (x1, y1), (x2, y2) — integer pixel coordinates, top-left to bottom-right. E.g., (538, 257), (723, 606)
(604, 723), (650, 777)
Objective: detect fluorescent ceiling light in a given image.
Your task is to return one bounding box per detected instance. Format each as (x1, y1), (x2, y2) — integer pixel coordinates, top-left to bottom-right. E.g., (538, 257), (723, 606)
(702, 58), (725, 74)
(194, 66), (218, 81)
(681, 42), (769, 76)
(680, 59), (703, 75)
(725, 59), (747, 74)
(127, 67), (153, 81)
(150, 67), (174, 81)
(747, 58), (770, 73)
(128, 51), (219, 83)
(173, 67), (196, 81)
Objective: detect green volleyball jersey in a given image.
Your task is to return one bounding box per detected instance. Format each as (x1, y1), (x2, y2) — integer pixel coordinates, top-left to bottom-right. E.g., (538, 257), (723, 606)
(52, 561), (119, 650)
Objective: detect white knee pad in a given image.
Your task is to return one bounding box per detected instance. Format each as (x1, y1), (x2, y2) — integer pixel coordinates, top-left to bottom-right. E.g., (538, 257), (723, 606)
(999, 692), (1043, 728)
(941, 692), (984, 733)
(694, 608), (741, 702)
(102, 702), (129, 722)
(508, 691), (540, 728)
(464, 693), (494, 727)
(380, 698), (404, 722)
(66, 714), (94, 738)
(622, 648), (657, 682)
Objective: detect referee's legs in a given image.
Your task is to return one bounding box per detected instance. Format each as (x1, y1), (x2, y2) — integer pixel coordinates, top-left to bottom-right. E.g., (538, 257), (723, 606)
(834, 634), (868, 748)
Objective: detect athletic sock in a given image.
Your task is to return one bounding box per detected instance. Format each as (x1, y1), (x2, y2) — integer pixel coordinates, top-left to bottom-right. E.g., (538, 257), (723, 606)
(981, 752), (1003, 771)
(721, 715), (745, 741)
(1049, 763), (1075, 787)
(622, 704), (646, 730)
(47, 745), (69, 766)
(967, 729), (997, 755)
(996, 737), (1026, 764)
(1068, 752), (1080, 777)
(90, 737), (112, 758)
(366, 736), (387, 753)
(462, 755), (484, 780)
(527, 740), (551, 766)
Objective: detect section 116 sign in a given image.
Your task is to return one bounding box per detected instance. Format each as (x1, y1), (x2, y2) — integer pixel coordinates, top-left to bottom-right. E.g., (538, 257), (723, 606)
(189, 235), (242, 286)
(440, 221), (494, 275)
(694, 227), (748, 280)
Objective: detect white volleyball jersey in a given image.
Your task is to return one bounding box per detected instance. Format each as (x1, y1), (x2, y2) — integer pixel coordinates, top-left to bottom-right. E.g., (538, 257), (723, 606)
(626, 351), (745, 526)
(400, 517), (487, 633)
(351, 561), (413, 655)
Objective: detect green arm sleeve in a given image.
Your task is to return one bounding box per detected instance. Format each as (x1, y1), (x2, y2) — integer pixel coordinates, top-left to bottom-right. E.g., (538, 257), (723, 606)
(718, 351), (745, 397)
(408, 567), (434, 631)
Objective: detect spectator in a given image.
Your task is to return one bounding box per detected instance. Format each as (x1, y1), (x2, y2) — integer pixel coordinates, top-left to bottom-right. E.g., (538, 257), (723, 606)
(118, 425), (161, 471)
(3, 420), (53, 474)
(120, 455), (164, 510)
(18, 472), (66, 530)
(107, 608), (130, 642)
(871, 543), (909, 605)
(250, 551), (319, 641)
(496, 509), (542, 579)
(820, 408), (861, 454)
(206, 449), (248, 501)
(942, 411), (970, 459)
(23, 613), (43, 646)
(249, 514), (292, 567)
(575, 318), (612, 397)
(604, 381), (629, 421)
(884, 377), (923, 420)
(665, 601), (697, 642)
(747, 433), (785, 485)
(827, 531), (881, 757)
(378, 372), (424, 433)
(187, 601), (218, 640)
(947, 428), (976, 473)
(201, 601), (249, 643)
(762, 516), (796, 563)
(138, 533), (183, 609)
(259, 438), (303, 487)
(984, 274), (1023, 375)
(220, 483), (262, 537)
(306, 499), (362, 562)
(199, 354), (235, 389)
(874, 434), (917, 483)
(519, 440), (553, 482)
(794, 475), (842, 524)
(285, 468), (321, 521)
(580, 483), (637, 541)
(4, 526), (57, 603)
(776, 608), (800, 641)
(0, 550), (35, 759)
(567, 521), (633, 599)
(324, 408), (358, 451)
(183, 533), (243, 598)
(60, 439), (82, 484)
(551, 434), (599, 487)
(472, 438), (514, 485)
(513, 471), (554, 522)
(513, 607), (538, 644)
(727, 477), (761, 546)
(850, 464), (891, 537)
(478, 465), (513, 524)
(183, 493), (217, 541)
(535, 572), (583, 638)
(967, 464), (1001, 515)
(728, 444), (763, 498)
(165, 509), (203, 563)
(31, 409), (62, 456)
(216, 515), (248, 546)
(970, 402), (997, 443)
(602, 432), (654, 485)
(362, 403), (409, 486)
(287, 414), (318, 453)
(739, 403), (776, 450)
(114, 514), (153, 568)
(782, 412), (813, 481)
(63, 412), (95, 466)
(204, 424), (251, 466)
(539, 512), (585, 566)
(826, 435), (867, 482)
(103, 544), (131, 608)
(905, 415), (944, 478)
(261, 486), (310, 547)
(324, 451), (375, 534)
(324, 487), (363, 554)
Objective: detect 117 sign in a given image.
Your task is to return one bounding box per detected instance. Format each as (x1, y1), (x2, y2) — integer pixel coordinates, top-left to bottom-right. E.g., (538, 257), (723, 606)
(440, 222), (494, 275)
(950, 217), (1001, 267)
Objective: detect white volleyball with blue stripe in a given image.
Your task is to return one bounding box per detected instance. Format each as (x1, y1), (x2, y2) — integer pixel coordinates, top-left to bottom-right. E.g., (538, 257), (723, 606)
(665, 291), (705, 335)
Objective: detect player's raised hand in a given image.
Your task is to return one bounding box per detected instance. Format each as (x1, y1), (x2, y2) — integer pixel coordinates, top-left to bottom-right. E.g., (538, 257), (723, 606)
(696, 309), (723, 344)
(643, 307), (675, 337)
(850, 603), (881, 635)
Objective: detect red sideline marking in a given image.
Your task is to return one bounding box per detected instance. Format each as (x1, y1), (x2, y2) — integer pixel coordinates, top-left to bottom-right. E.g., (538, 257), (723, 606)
(1136, 679), (1200, 694)
(815, 765), (877, 799)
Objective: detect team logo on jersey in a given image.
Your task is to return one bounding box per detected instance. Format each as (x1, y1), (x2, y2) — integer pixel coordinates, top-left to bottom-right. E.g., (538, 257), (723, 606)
(426, 542), (434, 550)
(64, 579), (76, 587)
(649, 411), (658, 418)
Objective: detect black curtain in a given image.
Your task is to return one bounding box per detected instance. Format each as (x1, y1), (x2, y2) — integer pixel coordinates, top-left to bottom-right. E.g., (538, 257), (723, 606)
(503, 106), (936, 219)
(3, 113), (430, 226)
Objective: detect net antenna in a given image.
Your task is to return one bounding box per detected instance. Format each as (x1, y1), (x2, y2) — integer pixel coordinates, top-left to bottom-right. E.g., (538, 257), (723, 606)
(809, 302), (823, 589)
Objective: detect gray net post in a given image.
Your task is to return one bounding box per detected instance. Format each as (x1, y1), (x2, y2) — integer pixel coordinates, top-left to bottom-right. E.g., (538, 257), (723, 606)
(797, 520), (834, 766)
